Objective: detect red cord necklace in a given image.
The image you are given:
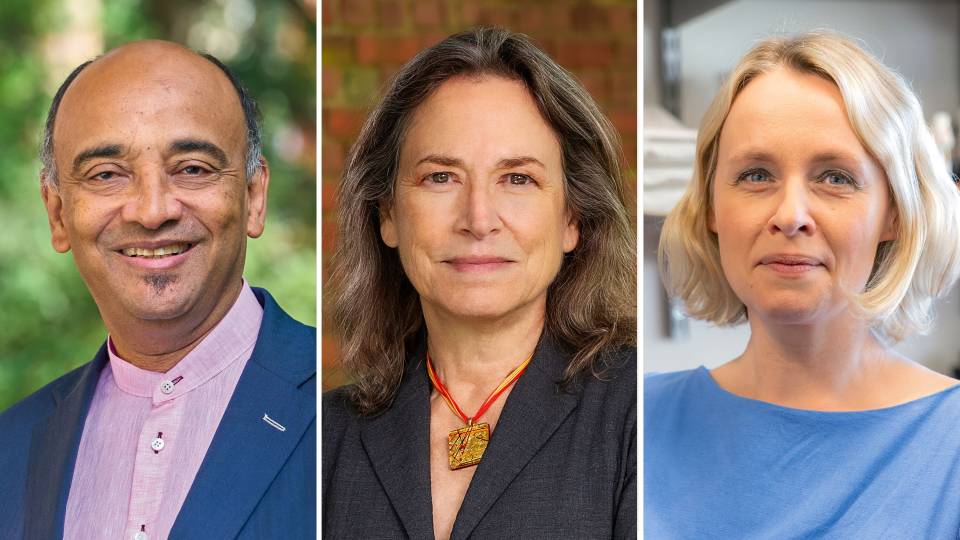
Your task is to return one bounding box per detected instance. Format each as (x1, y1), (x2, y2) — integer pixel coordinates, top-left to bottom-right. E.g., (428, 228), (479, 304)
(427, 351), (533, 470)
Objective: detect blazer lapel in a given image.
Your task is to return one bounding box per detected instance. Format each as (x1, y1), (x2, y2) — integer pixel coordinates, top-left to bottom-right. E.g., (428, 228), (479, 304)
(24, 348), (108, 539)
(450, 336), (580, 540)
(170, 289), (316, 539)
(359, 352), (436, 540)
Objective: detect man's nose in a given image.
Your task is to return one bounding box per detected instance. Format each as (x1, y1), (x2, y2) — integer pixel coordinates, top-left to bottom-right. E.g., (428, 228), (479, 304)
(121, 171), (183, 230)
(767, 179), (817, 237)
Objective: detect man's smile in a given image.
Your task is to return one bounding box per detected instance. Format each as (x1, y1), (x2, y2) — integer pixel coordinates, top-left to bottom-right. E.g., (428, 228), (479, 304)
(120, 242), (192, 258)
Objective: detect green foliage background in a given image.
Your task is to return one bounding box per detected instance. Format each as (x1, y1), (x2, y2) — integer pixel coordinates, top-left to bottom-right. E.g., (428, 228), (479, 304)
(0, 0), (316, 411)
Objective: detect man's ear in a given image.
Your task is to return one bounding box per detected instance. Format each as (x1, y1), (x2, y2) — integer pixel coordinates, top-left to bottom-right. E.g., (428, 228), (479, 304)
(246, 157), (270, 238)
(379, 201), (399, 248)
(41, 177), (71, 253)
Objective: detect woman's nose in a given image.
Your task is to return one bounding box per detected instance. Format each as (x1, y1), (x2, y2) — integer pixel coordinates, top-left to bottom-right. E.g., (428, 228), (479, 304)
(767, 180), (816, 237)
(457, 180), (503, 239)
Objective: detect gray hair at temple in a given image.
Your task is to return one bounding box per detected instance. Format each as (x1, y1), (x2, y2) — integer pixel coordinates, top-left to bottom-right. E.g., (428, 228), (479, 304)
(330, 27), (637, 415)
(39, 51), (263, 186)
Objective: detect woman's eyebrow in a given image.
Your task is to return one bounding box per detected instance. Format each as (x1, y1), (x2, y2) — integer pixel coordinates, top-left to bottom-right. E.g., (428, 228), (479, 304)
(497, 156), (545, 169)
(414, 154), (546, 170)
(726, 150), (776, 164)
(725, 150), (861, 166)
(416, 154), (464, 168)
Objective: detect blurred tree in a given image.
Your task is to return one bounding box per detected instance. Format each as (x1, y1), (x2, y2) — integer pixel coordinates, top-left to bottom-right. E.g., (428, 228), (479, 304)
(0, 0), (316, 411)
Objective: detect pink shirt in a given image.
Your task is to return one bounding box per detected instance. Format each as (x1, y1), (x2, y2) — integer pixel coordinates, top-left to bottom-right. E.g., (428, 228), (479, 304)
(64, 283), (263, 540)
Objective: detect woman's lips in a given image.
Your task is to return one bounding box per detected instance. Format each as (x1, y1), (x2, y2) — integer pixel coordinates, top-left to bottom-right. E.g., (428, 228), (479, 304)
(759, 254), (823, 275)
(445, 257), (513, 273)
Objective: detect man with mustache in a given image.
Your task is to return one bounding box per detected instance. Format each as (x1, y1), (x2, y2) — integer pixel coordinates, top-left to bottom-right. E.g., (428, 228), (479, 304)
(0, 41), (315, 538)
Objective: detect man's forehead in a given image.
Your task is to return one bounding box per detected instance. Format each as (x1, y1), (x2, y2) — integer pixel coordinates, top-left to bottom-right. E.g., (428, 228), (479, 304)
(65, 41), (234, 104)
(53, 41), (245, 156)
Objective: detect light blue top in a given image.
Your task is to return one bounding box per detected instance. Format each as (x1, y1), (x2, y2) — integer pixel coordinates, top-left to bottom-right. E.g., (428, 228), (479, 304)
(645, 367), (960, 539)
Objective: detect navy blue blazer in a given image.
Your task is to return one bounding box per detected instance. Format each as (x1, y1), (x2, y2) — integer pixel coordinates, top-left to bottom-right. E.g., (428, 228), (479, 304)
(323, 335), (636, 539)
(0, 288), (316, 539)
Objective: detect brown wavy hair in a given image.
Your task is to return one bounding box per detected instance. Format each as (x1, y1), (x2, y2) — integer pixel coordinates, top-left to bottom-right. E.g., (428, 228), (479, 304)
(329, 27), (636, 415)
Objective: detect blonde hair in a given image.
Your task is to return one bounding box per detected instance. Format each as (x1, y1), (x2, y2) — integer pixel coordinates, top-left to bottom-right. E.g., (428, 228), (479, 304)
(659, 31), (960, 342)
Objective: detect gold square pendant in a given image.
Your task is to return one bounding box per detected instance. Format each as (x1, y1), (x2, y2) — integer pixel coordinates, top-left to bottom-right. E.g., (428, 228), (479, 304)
(447, 422), (490, 470)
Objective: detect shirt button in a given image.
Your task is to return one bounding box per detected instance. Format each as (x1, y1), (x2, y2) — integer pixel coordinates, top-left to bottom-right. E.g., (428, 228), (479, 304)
(151, 438), (165, 452)
(134, 532), (148, 540)
(159, 380), (175, 394)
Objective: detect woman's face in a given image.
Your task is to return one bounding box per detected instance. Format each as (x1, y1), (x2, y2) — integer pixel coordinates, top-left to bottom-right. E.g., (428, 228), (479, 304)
(381, 75), (578, 322)
(711, 67), (896, 326)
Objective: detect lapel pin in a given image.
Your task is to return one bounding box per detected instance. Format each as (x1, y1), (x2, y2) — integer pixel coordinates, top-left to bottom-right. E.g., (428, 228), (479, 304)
(262, 413), (286, 432)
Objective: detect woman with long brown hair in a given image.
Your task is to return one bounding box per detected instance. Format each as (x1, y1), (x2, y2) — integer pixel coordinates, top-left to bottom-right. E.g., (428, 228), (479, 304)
(323, 28), (636, 539)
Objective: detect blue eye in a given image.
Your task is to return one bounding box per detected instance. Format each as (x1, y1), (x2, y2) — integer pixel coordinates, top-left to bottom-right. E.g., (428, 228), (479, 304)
(94, 171), (116, 181)
(737, 169), (770, 183)
(822, 170), (855, 186)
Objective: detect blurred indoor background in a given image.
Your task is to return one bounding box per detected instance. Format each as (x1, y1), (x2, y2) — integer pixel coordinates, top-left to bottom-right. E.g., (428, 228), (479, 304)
(0, 0), (316, 411)
(643, 0), (960, 374)
(322, 0), (637, 390)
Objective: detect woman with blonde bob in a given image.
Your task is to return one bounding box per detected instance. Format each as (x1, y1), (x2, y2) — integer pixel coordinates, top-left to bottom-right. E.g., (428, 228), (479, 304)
(646, 32), (960, 537)
(324, 28), (636, 539)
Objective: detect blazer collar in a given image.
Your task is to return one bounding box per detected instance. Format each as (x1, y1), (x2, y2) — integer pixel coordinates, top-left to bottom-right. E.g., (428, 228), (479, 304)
(171, 287), (316, 538)
(359, 333), (581, 540)
(359, 339), (436, 539)
(24, 345), (108, 539)
(26, 287), (315, 539)
(450, 334), (580, 540)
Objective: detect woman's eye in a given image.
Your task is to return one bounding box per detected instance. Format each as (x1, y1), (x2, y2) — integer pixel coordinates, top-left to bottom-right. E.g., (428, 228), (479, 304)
(822, 171), (855, 186)
(738, 169), (770, 183)
(507, 173), (533, 185)
(426, 172), (452, 184)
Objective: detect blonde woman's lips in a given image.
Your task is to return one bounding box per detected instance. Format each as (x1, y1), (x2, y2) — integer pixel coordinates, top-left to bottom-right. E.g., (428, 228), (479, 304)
(759, 253), (823, 275)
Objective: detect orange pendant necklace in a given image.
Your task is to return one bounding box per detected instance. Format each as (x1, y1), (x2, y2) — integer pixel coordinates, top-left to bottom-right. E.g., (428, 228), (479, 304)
(426, 352), (533, 470)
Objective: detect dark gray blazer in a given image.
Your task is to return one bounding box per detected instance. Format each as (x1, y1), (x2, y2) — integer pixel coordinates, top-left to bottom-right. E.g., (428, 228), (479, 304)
(322, 335), (636, 539)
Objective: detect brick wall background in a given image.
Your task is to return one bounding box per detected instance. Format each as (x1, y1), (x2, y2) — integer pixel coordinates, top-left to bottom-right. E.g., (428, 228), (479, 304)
(322, 0), (637, 390)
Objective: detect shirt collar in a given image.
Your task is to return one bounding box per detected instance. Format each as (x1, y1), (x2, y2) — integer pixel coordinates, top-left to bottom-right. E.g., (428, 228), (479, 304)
(107, 281), (264, 403)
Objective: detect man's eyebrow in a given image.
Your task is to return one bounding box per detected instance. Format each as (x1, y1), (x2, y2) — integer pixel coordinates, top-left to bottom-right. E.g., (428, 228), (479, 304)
(169, 139), (228, 167)
(72, 144), (124, 173)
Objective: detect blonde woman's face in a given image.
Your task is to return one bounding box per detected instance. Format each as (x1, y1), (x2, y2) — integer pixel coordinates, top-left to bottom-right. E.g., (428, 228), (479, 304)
(381, 76), (578, 323)
(710, 67), (896, 326)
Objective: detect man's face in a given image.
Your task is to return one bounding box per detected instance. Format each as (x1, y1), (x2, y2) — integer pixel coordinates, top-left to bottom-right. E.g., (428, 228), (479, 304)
(42, 42), (268, 329)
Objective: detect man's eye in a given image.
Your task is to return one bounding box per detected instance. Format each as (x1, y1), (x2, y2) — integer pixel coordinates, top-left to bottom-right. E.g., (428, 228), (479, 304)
(507, 173), (533, 185)
(181, 165), (208, 175)
(426, 172), (452, 184)
(93, 171), (117, 181)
